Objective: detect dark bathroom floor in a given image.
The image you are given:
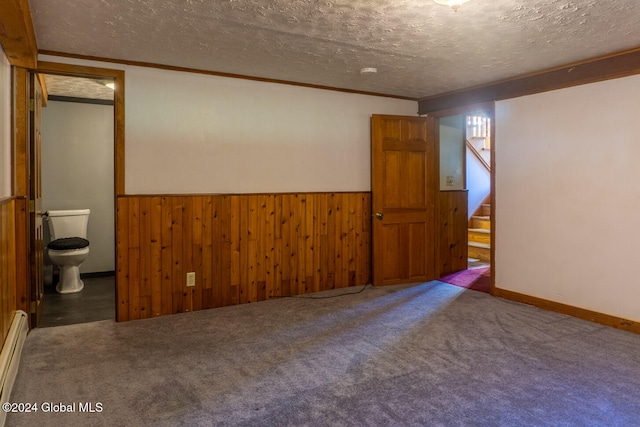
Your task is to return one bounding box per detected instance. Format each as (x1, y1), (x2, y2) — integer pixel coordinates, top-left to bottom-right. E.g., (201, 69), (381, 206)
(39, 274), (116, 328)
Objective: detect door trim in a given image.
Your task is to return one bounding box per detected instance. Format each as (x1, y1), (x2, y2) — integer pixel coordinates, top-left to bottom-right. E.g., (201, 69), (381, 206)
(31, 62), (125, 323)
(36, 62), (125, 195)
(28, 71), (44, 326)
(429, 102), (495, 291)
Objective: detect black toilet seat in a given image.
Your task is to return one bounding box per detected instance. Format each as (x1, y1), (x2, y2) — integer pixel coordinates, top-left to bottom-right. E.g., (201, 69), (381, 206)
(48, 237), (90, 251)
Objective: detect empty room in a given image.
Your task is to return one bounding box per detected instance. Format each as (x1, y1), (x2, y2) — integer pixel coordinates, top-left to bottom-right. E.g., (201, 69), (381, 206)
(1, 1), (639, 426)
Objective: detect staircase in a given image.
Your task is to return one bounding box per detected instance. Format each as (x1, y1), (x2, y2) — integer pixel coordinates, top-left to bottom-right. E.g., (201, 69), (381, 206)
(468, 200), (491, 262)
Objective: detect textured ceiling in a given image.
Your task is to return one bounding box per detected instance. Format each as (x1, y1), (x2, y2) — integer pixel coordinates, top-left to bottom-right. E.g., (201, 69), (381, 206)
(29, 0), (640, 99)
(44, 74), (115, 100)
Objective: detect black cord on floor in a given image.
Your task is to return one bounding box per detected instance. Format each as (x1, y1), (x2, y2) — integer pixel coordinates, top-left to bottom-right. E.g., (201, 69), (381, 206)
(291, 283), (371, 299)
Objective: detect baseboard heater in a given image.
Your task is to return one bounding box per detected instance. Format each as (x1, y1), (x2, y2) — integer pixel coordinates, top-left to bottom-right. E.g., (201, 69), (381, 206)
(0, 311), (28, 427)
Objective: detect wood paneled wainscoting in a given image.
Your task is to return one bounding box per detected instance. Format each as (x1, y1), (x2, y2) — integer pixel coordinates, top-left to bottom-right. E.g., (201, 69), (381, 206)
(438, 190), (468, 276)
(0, 198), (22, 341)
(116, 192), (372, 321)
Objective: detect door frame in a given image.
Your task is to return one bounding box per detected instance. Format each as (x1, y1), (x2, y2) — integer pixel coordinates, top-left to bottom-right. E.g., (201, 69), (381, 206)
(28, 71), (44, 326)
(17, 62), (125, 326)
(429, 101), (495, 291)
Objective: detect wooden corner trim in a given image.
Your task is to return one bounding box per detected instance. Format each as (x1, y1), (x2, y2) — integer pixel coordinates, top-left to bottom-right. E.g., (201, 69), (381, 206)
(493, 287), (640, 335)
(418, 46), (640, 114)
(0, 0), (38, 68)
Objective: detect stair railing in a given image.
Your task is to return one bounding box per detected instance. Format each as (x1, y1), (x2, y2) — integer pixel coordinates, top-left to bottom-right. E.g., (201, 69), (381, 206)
(466, 139), (490, 172)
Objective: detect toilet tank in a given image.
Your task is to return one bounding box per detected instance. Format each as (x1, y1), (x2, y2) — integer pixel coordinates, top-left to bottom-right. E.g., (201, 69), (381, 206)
(45, 209), (91, 240)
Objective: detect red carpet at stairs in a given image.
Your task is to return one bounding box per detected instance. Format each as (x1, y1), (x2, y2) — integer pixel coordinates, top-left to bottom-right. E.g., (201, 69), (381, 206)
(439, 267), (491, 293)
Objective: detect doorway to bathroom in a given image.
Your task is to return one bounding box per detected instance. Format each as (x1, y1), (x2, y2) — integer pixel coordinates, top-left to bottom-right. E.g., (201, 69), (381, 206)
(36, 71), (116, 327)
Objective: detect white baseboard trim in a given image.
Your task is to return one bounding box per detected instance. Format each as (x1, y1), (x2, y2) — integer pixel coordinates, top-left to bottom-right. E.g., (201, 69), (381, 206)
(0, 311), (28, 427)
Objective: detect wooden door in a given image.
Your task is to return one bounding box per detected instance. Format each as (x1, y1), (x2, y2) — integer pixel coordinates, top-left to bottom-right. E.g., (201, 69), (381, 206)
(371, 115), (437, 286)
(29, 72), (44, 326)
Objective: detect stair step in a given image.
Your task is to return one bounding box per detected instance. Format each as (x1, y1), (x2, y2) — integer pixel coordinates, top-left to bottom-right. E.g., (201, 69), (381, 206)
(468, 241), (490, 249)
(468, 228), (490, 234)
(480, 204), (491, 216)
(468, 241), (491, 262)
(468, 228), (491, 244)
(471, 216), (491, 230)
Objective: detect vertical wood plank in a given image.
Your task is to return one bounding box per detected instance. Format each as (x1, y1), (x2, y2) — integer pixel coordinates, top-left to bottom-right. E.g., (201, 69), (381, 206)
(247, 238), (258, 303)
(355, 194), (363, 286)
(13, 200), (28, 318)
(280, 195), (291, 296)
(128, 247), (140, 320)
(264, 195), (275, 299)
(247, 196), (259, 302)
(345, 193), (360, 286)
(161, 197), (173, 315)
(340, 193), (350, 288)
(256, 195), (267, 298)
(362, 193), (372, 284)
(274, 238), (283, 297)
(1, 199), (19, 334)
(150, 196), (162, 317)
(116, 197), (128, 323)
(191, 196), (203, 312)
(171, 197), (184, 312)
(273, 195), (283, 296)
(326, 193), (336, 289)
(182, 196), (193, 312)
(221, 197), (236, 305)
(439, 191), (468, 276)
(202, 196), (213, 293)
(128, 198), (140, 249)
(127, 198), (140, 320)
(230, 195), (241, 289)
(238, 196), (249, 304)
(138, 197), (151, 318)
(212, 196), (224, 307)
(305, 194), (316, 293)
(290, 194), (301, 295)
(312, 194), (322, 293)
(274, 194), (283, 240)
(223, 241), (237, 305)
(139, 197), (151, 291)
(318, 193), (328, 291)
(334, 193), (343, 288)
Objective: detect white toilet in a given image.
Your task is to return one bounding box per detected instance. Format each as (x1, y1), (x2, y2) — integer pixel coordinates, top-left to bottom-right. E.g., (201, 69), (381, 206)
(44, 209), (91, 294)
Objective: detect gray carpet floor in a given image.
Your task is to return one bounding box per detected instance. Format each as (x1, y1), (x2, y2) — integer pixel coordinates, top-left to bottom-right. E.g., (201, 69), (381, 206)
(6, 281), (640, 426)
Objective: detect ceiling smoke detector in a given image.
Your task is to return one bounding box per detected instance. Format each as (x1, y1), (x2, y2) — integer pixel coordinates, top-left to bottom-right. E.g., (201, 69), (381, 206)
(360, 67), (378, 75)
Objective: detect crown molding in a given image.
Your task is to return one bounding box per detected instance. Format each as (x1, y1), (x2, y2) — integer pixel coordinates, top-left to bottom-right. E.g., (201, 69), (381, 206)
(39, 50), (418, 101)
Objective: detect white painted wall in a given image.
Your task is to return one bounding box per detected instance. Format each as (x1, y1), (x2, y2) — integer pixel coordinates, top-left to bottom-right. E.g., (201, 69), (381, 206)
(439, 115), (465, 191)
(495, 74), (640, 323)
(466, 147), (490, 219)
(39, 55), (418, 194)
(0, 46), (11, 199)
(42, 101), (115, 274)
